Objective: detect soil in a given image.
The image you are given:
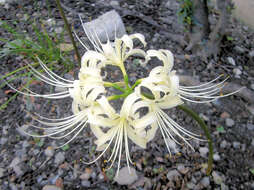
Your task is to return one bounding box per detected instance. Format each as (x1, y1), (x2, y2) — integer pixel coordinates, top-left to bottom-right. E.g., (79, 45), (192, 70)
(0, 0), (254, 190)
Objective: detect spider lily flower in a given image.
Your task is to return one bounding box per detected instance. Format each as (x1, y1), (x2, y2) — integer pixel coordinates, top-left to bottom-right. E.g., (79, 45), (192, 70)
(133, 77), (203, 155)
(147, 49), (243, 103)
(75, 17), (149, 70)
(83, 93), (148, 175)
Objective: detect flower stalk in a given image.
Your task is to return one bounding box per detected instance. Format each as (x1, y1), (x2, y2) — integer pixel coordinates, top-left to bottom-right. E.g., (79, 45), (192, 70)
(55, 0), (81, 65)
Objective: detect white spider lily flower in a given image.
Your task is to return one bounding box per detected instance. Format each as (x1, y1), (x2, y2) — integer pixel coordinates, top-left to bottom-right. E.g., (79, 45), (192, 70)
(75, 19), (149, 69)
(134, 77), (203, 156)
(83, 93), (148, 176)
(147, 49), (243, 103)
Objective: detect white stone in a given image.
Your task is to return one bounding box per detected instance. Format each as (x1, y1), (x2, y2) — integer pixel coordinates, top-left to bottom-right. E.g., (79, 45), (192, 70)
(233, 68), (242, 76)
(167, 169), (180, 180)
(227, 57), (236, 66)
(114, 167), (138, 185)
(225, 118), (235, 127)
(42, 185), (62, 190)
(199, 147), (209, 157)
(212, 171), (223, 185)
(54, 152), (65, 165)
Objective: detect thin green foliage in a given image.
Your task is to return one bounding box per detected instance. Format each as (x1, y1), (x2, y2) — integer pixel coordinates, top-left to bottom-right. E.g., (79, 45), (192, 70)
(0, 20), (74, 110)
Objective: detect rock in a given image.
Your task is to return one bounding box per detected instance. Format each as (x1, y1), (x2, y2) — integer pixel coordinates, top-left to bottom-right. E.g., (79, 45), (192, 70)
(234, 46), (245, 54)
(9, 183), (18, 190)
(55, 27), (63, 34)
(45, 146), (54, 157)
(177, 164), (189, 174)
(225, 118), (235, 127)
(199, 147), (209, 157)
(221, 183), (229, 190)
(200, 177), (210, 187)
(250, 84), (254, 90)
(114, 167), (138, 185)
(233, 68), (242, 76)
(42, 185), (62, 190)
(54, 152), (65, 165)
(63, 73), (74, 81)
(55, 86), (67, 92)
(212, 171), (223, 185)
(220, 140), (227, 149)
(213, 153), (221, 161)
(79, 168), (92, 180)
(166, 169), (180, 181)
(110, 0), (119, 6)
(227, 57), (236, 66)
(9, 157), (21, 168)
(249, 50), (254, 59)
(251, 139), (254, 147)
(233, 141), (241, 149)
(186, 182), (195, 189)
(165, 138), (179, 153)
(220, 112), (230, 119)
(246, 123), (254, 130)
(0, 168), (5, 177)
(81, 180), (91, 187)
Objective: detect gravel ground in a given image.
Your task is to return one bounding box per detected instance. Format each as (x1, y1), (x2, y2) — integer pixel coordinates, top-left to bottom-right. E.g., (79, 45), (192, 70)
(0, 0), (254, 190)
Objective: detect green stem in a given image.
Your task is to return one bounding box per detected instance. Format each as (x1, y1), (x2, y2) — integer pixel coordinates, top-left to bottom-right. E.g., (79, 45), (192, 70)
(178, 105), (213, 175)
(55, 0), (81, 65)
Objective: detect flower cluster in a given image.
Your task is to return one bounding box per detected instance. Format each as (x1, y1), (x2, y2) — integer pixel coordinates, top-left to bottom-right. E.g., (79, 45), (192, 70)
(8, 31), (241, 176)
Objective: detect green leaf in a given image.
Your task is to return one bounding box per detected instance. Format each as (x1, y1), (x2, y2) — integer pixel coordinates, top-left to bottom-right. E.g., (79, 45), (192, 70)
(250, 168), (254, 175)
(226, 36), (233, 41)
(61, 144), (70, 151)
(216, 126), (225, 133)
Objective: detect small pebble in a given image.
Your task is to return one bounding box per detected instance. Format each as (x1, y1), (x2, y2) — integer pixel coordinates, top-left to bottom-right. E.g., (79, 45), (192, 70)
(199, 147), (209, 157)
(220, 140), (227, 149)
(250, 84), (254, 90)
(54, 152), (65, 165)
(251, 139), (254, 147)
(212, 171), (223, 185)
(110, 0), (119, 6)
(0, 168), (5, 178)
(213, 153), (221, 161)
(200, 177), (210, 187)
(221, 183), (229, 190)
(81, 180), (91, 187)
(233, 141), (241, 149)
(177, 164), (189, 174)
(166, 169), (180, 181)
(226, 57), (236, 66)
(114, 167), (138, 185)
(45, 146), (55, 157)
(225, 118), (235, 127)
(246, 123), (254, 130)
(234, 46), (245, 54)
(233, 68), (242, 76)
(42, 185), (62, 190)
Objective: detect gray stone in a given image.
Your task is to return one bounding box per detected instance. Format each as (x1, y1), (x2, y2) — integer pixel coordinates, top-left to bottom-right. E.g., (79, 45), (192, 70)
(250, 84), (254, 90)
(186, 182), (195, 189)
(213, 153), (221, 161)
(0, 137), (8, 145)
(45, 146), (55, 157)
(63, 73), (74, 81)
(220, 140), (227, 148)
(227, 57), (236, 66)
(246, 123), (254, 130)
(42, 185), (62, 190)
(54, 152), (65, 165)
(0, 168), (5, 177)
(212, 171), (223, 185)
(55, 86), (67, 92)
(166, 169), (180, 181)
(54, 27), (63, 34)
(200, 177), (210, 187)
(199, 147), (209, 157)
(110, 0), (119, 6)
(45, 18), (56, 27)
(225, 118), (235, 127)
(221, 183), (229, 190)
(81, 180), (91, 187)
(233, 141), (241, 149)
(177, 164), (189, 174)
(251, 139), (254, 146)
(9, 183), (18, 190)
(9, 157), (21, 168)
(233, 68), (242, 76)
(114, 167), (138, 185)
(234, 46), (245, 54)
(249, 50), (254, 58)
